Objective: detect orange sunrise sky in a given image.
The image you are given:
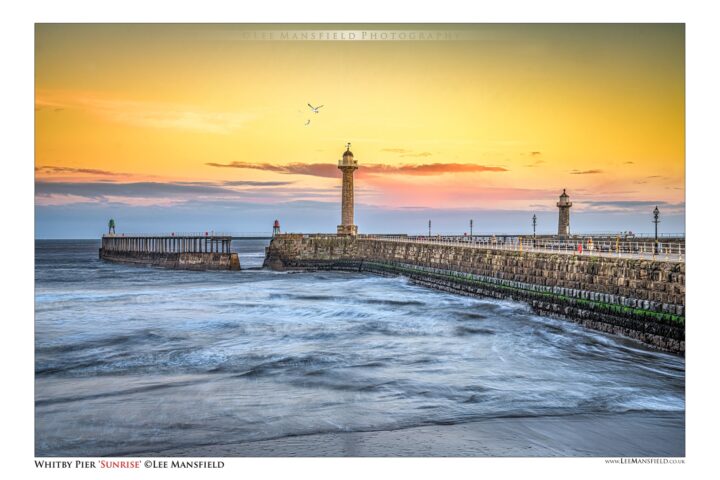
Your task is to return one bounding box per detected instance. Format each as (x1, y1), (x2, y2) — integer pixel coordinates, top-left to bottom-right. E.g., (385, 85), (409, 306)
(35, 24), (684, 237)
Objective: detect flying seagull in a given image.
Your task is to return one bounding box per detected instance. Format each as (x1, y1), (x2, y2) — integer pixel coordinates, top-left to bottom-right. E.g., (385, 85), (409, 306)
(304, 119), (311, 126)
(308, 103), (324, 113)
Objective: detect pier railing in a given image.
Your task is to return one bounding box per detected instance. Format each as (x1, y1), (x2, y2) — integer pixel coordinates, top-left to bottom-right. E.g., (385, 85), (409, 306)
(103, 232), (233, 238)
(360, 235), (685, 263)
(101, 234), (233, 254)
(360, 233), (685, 242)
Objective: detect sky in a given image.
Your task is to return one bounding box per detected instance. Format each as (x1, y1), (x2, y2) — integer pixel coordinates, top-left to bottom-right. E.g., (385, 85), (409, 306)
(35, 24), (685, 238)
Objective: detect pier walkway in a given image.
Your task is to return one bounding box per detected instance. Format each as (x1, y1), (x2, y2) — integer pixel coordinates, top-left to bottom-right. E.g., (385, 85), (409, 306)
(102, 233), (233, 254)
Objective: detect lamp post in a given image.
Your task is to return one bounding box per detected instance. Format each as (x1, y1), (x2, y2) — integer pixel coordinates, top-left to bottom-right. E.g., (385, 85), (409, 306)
(428, 220), (432, 237)
(470, 219), (473, 239)
(652, 206), (660, 255)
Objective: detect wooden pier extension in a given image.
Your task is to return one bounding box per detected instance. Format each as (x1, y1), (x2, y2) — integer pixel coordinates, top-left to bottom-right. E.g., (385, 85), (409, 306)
(100, 234), (240, 270)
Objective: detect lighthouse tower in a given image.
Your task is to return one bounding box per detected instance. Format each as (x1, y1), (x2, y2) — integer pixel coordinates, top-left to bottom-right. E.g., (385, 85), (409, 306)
(556, 189), (572, 237)
(337, 143), (358, 236)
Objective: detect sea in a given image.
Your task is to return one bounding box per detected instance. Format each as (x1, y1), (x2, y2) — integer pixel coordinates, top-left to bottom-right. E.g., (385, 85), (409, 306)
(34, 239), (685, 457)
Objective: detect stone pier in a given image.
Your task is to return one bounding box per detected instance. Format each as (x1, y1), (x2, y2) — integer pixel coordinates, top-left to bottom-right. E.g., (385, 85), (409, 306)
(100, 234), (240, 270)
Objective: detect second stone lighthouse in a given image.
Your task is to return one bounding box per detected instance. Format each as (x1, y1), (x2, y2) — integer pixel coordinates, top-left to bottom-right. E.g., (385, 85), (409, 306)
(337, 143), (359, 236)
(557, 189), (572, 237)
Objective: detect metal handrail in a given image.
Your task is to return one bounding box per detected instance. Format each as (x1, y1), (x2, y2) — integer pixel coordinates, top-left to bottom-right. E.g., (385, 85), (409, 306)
(103, 232), (233, 238)
(366, 232), (685, 239)
(358, 235), (685, 263)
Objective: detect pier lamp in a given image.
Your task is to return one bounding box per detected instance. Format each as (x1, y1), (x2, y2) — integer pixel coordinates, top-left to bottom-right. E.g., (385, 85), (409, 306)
(470, 219), (473, 239)
(428, 220), (432, 237)
(652, 206), (660, 254)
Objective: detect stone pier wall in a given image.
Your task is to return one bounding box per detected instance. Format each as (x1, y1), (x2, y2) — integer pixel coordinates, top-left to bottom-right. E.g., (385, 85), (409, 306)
(100, 250), (240, 270)
(264, 235), (685, 354)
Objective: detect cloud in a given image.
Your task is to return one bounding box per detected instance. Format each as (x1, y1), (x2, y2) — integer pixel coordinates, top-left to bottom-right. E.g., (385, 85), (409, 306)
(585, 200), (669, 208)
(36, 165), (127, 176)
(381, 148), (432, 157)
(176, 180), (299, 188)
(113, 107), (253, 134)
(36, 91), (255, 134)
(222, 180), (294, 187)
(528, 203), (554, 210)
(400, 152), (432, 158)
(570, 169), (603, 175)
(34, 180), (333, 207)
(366, 163), (507, 175)
(524, 152), (545, 167)
(579, 200), (685, 214)
(206, 161), (507, 177)
(35, 181), (238, 199)
(206, 161), (339, 178)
